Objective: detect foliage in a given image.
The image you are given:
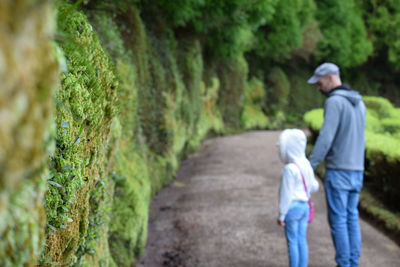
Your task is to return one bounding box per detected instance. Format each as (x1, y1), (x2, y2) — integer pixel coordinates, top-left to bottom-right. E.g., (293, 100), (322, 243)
(192, 0), (278, 58)
(265, 67), (290, 116)
(314, 0), (373, 68)
(216, 56), (248, 128)
(176, 37), (204, 146)
(141, 0), (204, 27)
(363, 96), (397, 118)
(189, 79), (224, 148)
(303, 108), (323, 132)
(254, 0), (316, 62)
(359, 188), (400, 241)
(285, 66), (324, 124)
(365, 131), (400, 162)
(141, 0), (278, 58)
(42, 2), (118, 265)
(381, 118), (400, 135)
(241, 78), (269, 129)
(109, 150), (150, 267)
(365, 110), (384, 133)
(290, 19), (322, 62)
(356, 0), (400, 69)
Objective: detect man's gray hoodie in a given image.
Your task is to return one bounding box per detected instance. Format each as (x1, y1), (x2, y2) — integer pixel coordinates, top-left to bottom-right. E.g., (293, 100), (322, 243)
(309, 85), (366, 171)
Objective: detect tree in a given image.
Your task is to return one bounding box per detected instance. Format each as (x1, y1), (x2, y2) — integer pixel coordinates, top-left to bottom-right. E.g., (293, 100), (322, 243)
(314, 0), (373, 68)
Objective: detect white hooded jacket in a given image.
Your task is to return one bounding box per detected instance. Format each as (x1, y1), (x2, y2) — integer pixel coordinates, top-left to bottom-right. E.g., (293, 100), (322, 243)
(278, 129), (319, 222)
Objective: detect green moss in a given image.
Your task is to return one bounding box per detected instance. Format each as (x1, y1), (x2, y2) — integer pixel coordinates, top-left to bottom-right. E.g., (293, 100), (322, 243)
(241, 105), (270, 129)
(42, 2), (118, 265)
(216, 56), (248, 129)
(120, 6), (172, 156)
(241, 78), (269, 129)
(177, 37), (203, 138)
(266, 67), (290, 116)
(3, 1), (260, 266)
(0, 0), (59, 266)
(189, 79), (224, 149)
(109, 149), (151, 267)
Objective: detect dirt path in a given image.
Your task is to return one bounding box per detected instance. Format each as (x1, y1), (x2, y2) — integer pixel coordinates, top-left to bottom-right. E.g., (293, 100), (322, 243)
(138, 131), (400, 267)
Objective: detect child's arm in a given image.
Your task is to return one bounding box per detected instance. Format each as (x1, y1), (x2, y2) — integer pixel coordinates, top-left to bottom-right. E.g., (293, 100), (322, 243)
(278, 166), (294, 223)
(309, 174), (320, 194)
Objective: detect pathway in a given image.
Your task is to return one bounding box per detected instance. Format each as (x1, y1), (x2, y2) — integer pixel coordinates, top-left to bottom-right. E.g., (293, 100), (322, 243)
(139, 131), (400, 267)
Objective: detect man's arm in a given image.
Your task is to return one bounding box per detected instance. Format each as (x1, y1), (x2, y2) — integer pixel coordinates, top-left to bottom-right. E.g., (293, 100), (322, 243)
(309, 98), (341, 169)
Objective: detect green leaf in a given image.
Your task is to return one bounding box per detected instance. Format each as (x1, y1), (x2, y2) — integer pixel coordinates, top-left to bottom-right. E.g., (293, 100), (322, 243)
(61, 121), (70, 128)
(48, 224), (57, 231)
(62, 164), (72, 172)
(61, 206), (69, 212)
(48, 181), (62, 188)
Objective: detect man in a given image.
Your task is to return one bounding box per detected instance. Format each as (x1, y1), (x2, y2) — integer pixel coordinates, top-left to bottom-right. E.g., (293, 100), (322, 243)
(307, 62), (366, 267)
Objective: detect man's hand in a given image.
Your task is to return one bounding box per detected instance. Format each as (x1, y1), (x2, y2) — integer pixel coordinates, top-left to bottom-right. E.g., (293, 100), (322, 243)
(277, 219), (285, 227)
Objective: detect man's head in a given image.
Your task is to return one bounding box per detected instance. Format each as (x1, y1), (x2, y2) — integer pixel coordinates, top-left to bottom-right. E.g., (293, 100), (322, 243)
(308, 62), (342, 94)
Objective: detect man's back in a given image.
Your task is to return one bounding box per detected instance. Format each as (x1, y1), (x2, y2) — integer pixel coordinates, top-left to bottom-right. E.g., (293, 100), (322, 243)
(309, 86), (366, 171)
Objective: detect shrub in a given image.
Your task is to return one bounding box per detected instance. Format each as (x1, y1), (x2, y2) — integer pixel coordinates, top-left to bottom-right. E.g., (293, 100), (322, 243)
(363, 96), (395, 119)
(381, 118), (400, 135)
(303, 108), (323, 132)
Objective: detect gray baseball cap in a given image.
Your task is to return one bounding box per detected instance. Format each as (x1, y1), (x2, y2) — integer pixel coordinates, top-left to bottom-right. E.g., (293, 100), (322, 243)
(307, 62), (340, 84)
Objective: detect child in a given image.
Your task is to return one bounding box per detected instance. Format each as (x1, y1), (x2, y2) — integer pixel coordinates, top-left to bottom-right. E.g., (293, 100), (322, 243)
(277, 129), (319, 267)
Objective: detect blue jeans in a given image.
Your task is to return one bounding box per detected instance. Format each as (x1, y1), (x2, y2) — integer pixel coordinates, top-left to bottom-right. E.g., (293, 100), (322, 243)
(325, 169), (363, 267)
(285, 201), (309, 267)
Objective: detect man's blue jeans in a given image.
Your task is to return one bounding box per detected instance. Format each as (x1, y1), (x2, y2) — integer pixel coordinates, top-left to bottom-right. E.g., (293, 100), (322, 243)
(285, 201), (309, 267)
(325, 169), (364, 267)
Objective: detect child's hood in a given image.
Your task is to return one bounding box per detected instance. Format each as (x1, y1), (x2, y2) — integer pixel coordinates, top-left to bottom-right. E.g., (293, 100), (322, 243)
(278, 129), (307, 164)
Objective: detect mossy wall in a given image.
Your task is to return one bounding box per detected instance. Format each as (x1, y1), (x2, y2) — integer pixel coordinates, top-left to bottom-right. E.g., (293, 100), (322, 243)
(241, 77), (270, 129)
(0, 0), (59, 266)
(42, 2), (227, 266)
(1, 0), (244, 266)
